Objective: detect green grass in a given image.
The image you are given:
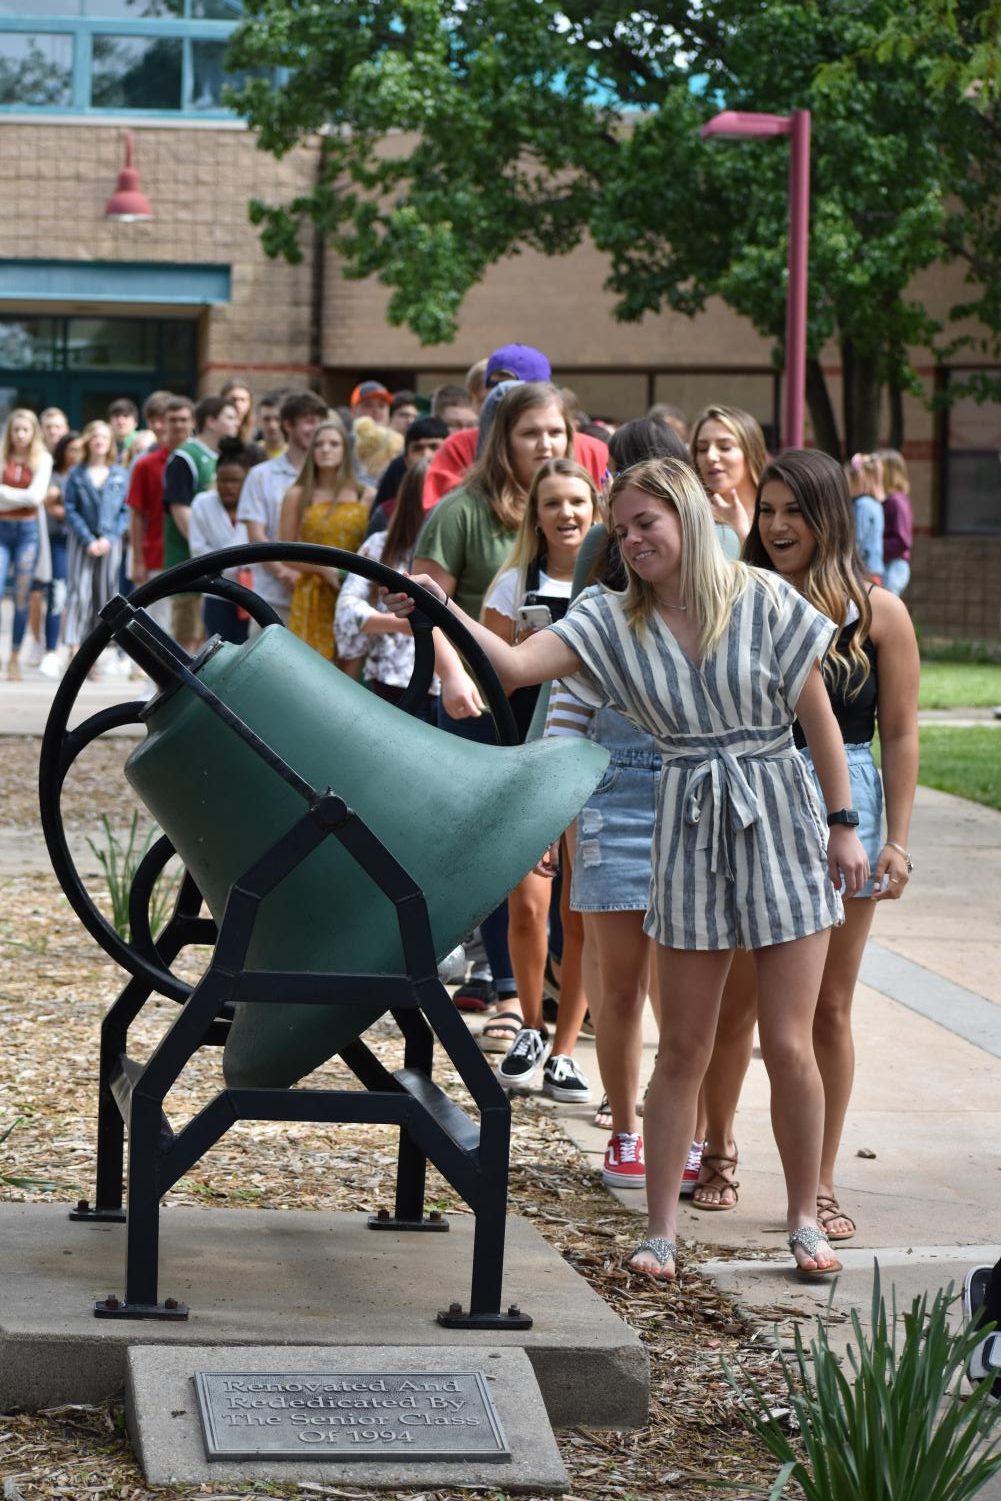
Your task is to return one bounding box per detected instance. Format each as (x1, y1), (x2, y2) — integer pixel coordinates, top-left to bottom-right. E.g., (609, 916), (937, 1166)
(919, 726), (1001, 811)
(919, 661), (1001, 710)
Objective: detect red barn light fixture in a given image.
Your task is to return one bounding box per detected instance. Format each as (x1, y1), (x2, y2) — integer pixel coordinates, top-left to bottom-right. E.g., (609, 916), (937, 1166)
(105, 132), (153, 222)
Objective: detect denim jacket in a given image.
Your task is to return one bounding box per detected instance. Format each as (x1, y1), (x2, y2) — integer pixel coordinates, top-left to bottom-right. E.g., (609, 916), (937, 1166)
(63, 463), (130, 545)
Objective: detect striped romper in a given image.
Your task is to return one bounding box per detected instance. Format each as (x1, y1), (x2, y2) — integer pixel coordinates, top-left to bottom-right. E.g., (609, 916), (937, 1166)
(549, 572), (843, 951)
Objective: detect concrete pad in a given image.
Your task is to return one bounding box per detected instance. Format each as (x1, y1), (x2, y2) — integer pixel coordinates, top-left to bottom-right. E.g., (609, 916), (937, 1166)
(699, 1245), (999, 1359)
(0, 1203), (647, 1428)
(0, 673), (145, 738)
(126, 1343), (567, 1491)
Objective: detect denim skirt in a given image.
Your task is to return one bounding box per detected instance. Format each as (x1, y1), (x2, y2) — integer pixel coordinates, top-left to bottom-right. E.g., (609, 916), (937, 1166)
(570, 707), (660, 913)
(799, 742), (883, 899)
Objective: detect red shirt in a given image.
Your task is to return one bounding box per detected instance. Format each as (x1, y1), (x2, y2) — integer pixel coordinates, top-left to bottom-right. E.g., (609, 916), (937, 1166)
(423, 428), (609, 509)
(127, 446), (169, 571)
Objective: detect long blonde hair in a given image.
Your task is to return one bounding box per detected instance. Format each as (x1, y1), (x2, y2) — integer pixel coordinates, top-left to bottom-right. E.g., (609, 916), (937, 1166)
(483, 457), (596, 616)
(293, 416), (356, 505)
(79, 420), (114, 465)
(877, 447), (909, 494)
(609, 457), (751, 656)
(466, 382), (576, 531)
(1, 408), (46, 471)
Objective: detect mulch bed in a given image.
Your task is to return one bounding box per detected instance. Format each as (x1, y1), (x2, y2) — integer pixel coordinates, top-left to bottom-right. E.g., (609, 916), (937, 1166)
(0, 738), (794, 1499)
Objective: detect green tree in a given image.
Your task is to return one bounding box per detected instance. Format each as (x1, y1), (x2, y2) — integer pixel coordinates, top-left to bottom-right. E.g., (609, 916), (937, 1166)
(227, 0), (981, 453)
(862, 0), (1001, 405)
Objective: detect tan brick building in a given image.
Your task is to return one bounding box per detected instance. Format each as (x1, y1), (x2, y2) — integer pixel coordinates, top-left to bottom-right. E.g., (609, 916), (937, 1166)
(0, 89), (998, 637)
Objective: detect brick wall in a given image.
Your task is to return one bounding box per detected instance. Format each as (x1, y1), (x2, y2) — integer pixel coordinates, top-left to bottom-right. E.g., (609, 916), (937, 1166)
(908, 536), (1001, 642)
(0, 120), (321, 393)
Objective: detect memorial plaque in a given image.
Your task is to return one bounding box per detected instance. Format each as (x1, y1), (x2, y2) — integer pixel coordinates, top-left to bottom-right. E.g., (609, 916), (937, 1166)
(194, 1370), (511, 1463)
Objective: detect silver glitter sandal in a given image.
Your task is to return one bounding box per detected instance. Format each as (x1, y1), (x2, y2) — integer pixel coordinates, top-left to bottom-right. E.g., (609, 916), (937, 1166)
(788, 1224), (842, 1280)
(627, 1237), (677, 1281)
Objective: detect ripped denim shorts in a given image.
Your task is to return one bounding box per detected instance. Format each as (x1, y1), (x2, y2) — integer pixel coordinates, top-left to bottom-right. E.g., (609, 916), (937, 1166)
(570, 706), (661, 913)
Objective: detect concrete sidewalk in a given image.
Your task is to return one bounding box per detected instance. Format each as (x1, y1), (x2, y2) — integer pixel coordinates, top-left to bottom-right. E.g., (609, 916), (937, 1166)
(548, 780), (1001, 1493)
(3, 658), (1001, 1482)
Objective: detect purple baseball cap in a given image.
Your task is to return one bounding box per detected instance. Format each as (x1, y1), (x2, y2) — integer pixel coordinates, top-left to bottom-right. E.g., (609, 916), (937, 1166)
(485, 343), (552, 386)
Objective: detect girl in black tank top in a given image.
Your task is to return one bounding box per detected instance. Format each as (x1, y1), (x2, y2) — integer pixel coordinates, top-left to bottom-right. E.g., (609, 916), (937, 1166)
(700, 449), (919, 1261)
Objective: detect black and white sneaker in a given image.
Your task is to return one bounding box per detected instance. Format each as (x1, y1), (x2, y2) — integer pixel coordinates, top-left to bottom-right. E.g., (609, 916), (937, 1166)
(965, 1264), (992, 1328)
(497, 1027), (549, 1088)
(965, 1264), (1001, 1400)
(968, 1332), (1001, 1402)
(542, 1054), (593, 1103)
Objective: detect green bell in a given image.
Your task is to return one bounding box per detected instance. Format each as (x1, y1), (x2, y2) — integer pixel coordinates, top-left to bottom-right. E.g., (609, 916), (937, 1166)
(124, 626), (608, 1089)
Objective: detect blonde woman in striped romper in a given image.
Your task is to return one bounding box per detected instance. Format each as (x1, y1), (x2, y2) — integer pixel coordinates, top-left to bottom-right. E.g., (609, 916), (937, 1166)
(384, 456), (869, 1283)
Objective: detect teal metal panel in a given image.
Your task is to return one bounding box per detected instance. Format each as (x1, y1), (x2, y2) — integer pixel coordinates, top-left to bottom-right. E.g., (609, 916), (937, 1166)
(0, 261), (231, 305)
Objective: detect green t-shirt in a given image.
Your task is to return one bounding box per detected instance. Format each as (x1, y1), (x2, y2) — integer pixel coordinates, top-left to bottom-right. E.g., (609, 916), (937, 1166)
(413, 484), (515, 619)
(163, 438), (218, 568)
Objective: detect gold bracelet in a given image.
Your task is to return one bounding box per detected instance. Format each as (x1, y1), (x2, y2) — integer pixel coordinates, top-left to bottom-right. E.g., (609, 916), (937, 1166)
(884, 840), (914, 873)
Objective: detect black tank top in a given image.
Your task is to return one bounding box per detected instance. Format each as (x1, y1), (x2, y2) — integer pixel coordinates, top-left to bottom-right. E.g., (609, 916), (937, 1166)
(508, 555), (571, 742)
(793, 618), (877, 749)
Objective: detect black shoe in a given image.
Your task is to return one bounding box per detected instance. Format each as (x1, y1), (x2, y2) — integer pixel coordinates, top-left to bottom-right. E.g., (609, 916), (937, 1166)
(965, 1266), (1001, 1401)
(453, 976), (497, 1014)
(542, 994), (560, 1026)
(497, 1027), (549, 1088)
(965, 1265), (992, 1329)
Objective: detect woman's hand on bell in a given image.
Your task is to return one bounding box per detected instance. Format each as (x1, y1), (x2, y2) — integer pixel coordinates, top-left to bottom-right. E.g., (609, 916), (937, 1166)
(381, 573), (446, 617)
(442, 671), (484, 719)
(534, 841), (560, 879)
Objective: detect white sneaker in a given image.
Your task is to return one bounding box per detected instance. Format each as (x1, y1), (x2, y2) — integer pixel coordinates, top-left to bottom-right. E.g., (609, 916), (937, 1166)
(38, 651), (62, 679)
(20, 637), (44, 668)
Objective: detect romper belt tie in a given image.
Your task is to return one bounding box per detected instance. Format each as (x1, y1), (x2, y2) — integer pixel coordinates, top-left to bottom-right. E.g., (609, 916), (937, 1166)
(661, 729), (800, 880)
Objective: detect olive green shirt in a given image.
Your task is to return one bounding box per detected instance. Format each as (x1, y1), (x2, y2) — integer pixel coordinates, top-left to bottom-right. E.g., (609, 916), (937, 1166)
(413, 484), (515, 619)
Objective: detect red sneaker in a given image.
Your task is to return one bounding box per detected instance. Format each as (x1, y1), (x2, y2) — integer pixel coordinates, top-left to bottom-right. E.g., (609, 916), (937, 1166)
(602, 1132), (646, 1188)
(679, 1139), (704, 1198)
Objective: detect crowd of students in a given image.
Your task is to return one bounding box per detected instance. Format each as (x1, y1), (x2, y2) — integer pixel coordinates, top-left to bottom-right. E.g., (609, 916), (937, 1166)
(1, 346), (924, 1290)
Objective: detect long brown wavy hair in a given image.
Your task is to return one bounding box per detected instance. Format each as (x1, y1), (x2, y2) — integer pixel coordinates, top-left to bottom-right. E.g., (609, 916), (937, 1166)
(743, 449), (872, 696)
(465, 382), (576, 531)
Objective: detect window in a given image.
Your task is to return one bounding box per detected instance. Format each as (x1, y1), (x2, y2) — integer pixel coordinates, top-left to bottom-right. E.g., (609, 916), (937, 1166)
(941, 370), (1001, 535)
(0, 318), (61, 371)
(83, 1), (184, 14)
(66, 318), (159, 370)
(0, 32), (72, 107)
(91, 33), (183, 109)
(0, 0), (271, 115)
(0, 315), (199, 429)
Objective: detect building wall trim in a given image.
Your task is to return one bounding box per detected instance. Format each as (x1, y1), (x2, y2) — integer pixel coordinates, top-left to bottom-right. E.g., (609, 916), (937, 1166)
(0, 260), (231, 305)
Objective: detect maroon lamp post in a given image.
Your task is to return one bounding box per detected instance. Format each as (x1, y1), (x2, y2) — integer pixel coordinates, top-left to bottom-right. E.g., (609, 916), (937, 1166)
(700, 109), (811, 451)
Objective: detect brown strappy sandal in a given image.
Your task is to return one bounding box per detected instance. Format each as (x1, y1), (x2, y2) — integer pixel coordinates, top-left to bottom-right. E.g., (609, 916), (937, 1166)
(816, 1194), (856, 1242)
(691, 1150), (739, 1212)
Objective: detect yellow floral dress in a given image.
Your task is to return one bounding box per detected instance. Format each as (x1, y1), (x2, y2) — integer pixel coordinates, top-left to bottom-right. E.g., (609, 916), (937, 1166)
(288, 495), (369, 660)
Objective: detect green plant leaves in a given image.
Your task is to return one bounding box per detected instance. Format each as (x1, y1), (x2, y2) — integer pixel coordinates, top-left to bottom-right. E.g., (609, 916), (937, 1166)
(85, 812), (182, 942)
(726, 1265), (1001, 1500)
